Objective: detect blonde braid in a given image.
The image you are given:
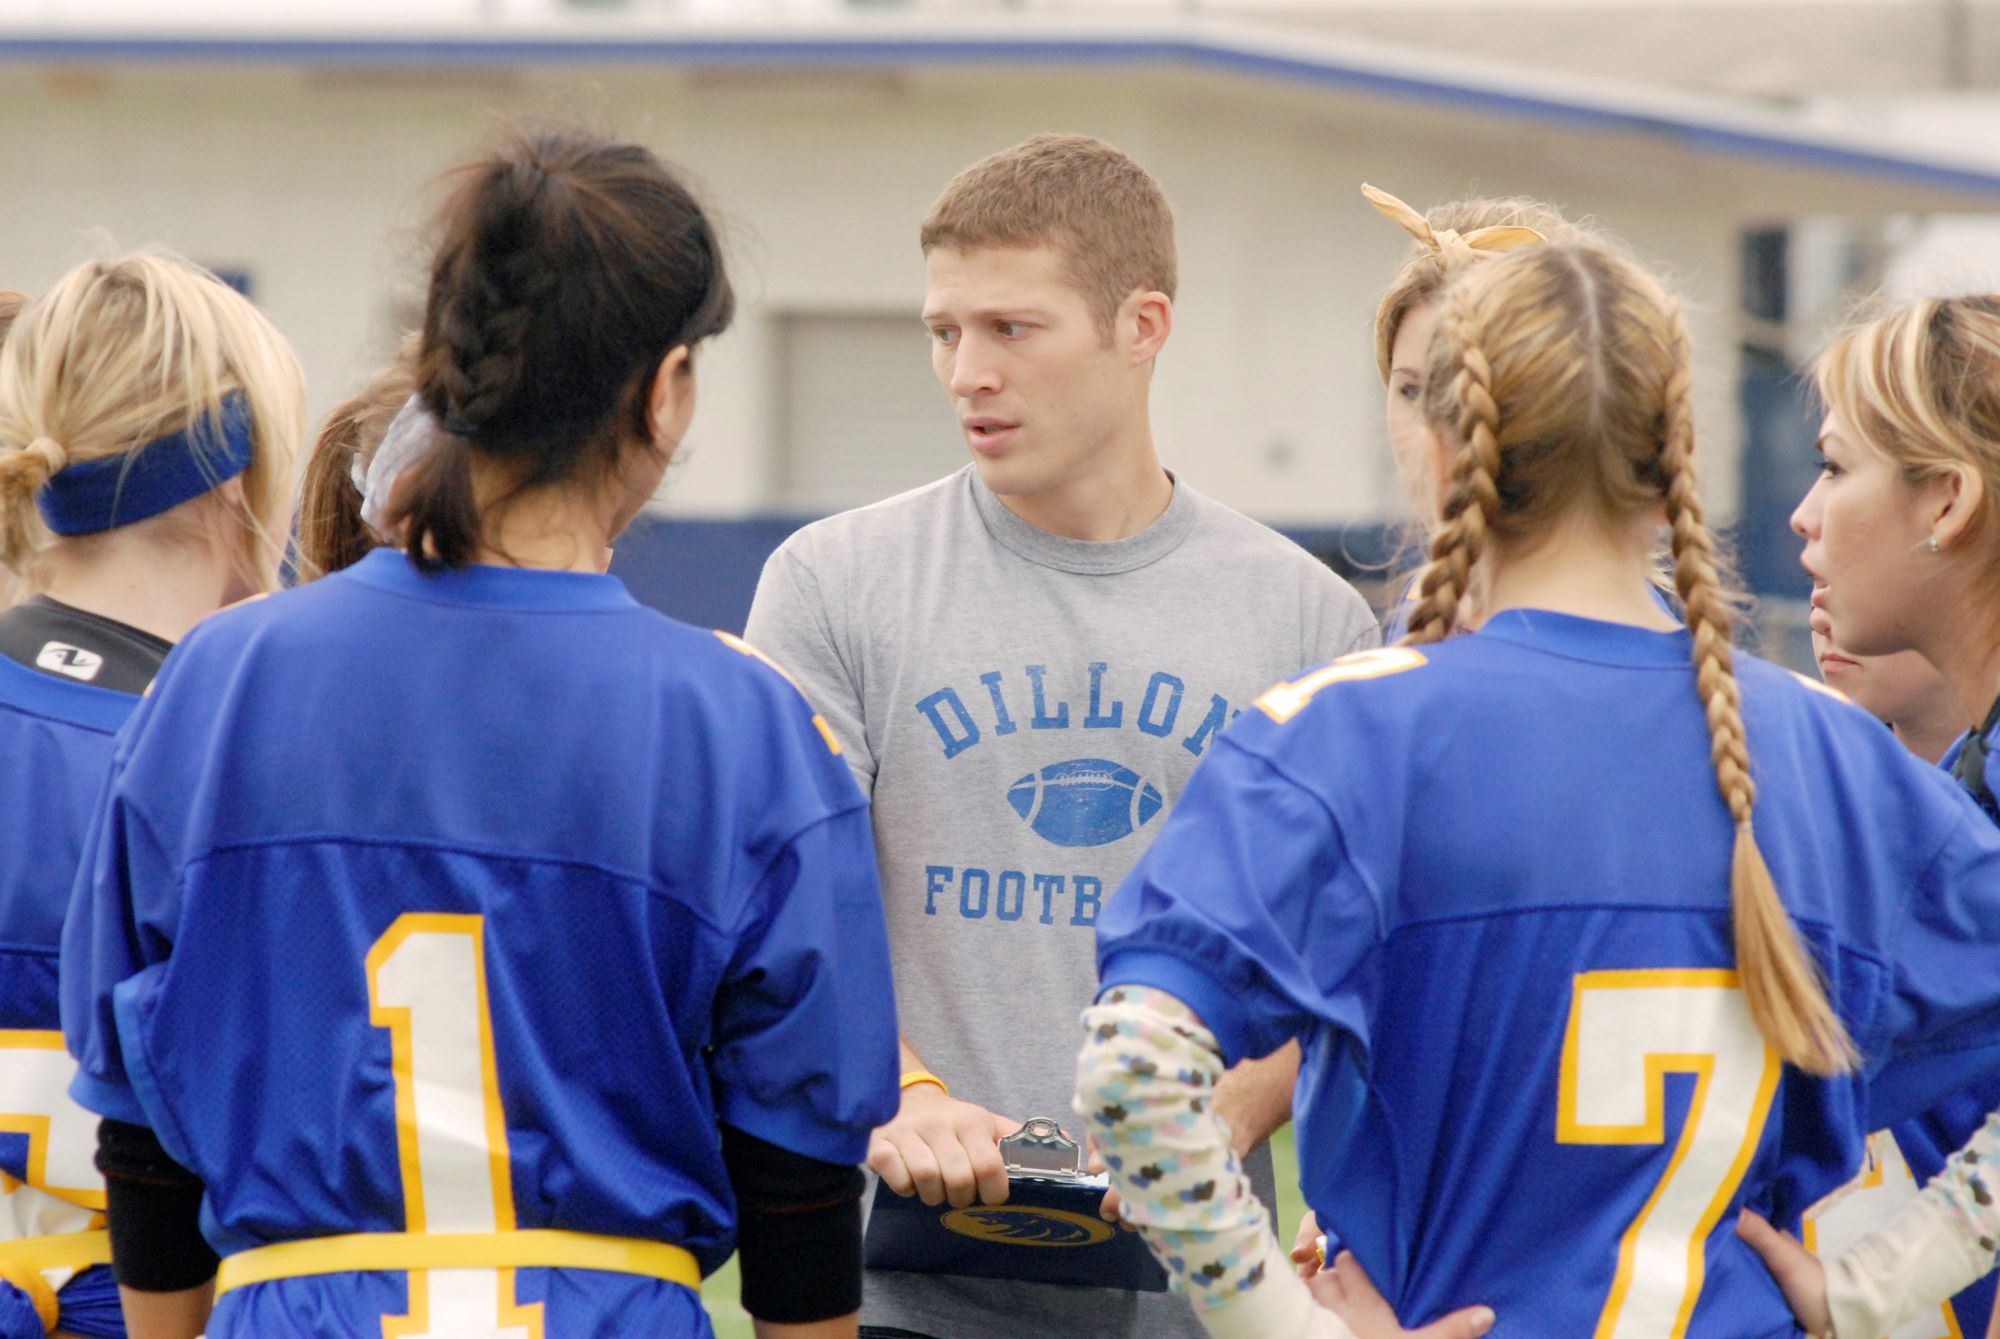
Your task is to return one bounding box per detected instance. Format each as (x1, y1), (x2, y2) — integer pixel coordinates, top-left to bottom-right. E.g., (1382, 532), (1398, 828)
(1400, 297), (1502, 647)
(1658, 306), (1856, 1076)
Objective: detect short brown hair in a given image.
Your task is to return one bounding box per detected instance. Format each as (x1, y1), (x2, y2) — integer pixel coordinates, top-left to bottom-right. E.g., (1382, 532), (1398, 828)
(921, 134), (1176, 335)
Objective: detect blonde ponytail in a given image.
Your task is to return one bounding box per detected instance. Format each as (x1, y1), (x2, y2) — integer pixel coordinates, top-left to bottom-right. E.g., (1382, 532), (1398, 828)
(0, 437), (68, 572)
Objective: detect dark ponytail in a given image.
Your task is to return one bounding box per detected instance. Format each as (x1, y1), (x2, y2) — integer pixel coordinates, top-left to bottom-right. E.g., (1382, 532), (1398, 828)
(399, 128), (734, 570)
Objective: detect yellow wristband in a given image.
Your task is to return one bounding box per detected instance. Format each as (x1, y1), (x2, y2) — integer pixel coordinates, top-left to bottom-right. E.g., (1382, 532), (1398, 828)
(899, 1070), (948, 1096)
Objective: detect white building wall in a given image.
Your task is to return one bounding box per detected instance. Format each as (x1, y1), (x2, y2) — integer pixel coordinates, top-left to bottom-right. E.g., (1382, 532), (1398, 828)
(1810, 96), (2000, 303)
(0, 60), (1754, 525)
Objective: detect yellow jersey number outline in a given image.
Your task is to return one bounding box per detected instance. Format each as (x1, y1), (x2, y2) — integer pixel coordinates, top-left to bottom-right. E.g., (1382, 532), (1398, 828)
(1557, 969), (1781, 1339)
(0, 1031), (106, 1212)
(368, 914), (545, 1339)
(1254, 648), (1427, 725)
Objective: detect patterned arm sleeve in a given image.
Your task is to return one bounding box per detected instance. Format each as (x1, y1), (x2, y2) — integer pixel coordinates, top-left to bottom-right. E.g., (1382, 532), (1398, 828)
(1825, 1112), (2000, 1338)
(1076, 985), (1354, 1339)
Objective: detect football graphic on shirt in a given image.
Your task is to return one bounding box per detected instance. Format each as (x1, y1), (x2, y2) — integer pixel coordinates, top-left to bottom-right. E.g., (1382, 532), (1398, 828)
(1007, 758), (1164, 847)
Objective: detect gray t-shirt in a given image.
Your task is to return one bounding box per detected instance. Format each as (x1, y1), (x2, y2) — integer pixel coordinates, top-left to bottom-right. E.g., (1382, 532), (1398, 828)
(744, 466), (1378, 1339)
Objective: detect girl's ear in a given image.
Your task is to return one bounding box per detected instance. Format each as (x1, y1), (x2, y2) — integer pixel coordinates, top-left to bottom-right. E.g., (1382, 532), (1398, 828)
(647, 345), (693, 443)
(1930, 462), (1985, 551)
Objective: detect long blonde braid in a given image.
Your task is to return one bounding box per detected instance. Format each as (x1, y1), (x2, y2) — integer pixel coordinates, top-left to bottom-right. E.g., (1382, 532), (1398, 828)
(1658, 304), (1856, 1076)
(1400, 293), (1502, 647)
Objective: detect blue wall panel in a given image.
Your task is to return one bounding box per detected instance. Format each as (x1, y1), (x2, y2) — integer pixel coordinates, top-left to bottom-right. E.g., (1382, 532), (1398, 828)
(608, 513), (1405, 635)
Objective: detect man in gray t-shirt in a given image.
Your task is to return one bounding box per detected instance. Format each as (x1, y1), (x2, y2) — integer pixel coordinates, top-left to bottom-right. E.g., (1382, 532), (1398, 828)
(745, 135), (1377, 1339)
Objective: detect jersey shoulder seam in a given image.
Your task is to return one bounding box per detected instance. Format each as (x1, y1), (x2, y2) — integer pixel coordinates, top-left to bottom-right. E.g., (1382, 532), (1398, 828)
(1215, 734), (1388, 942)
(184, 832), (739, 934)
(1382, 899), (1861, 956)
(0, 697), (122, 737)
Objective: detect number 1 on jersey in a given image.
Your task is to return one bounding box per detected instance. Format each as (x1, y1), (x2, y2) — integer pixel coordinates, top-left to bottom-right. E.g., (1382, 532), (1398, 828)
(368, 914), (543, 1339)
(1558, 970), (1781, 1339)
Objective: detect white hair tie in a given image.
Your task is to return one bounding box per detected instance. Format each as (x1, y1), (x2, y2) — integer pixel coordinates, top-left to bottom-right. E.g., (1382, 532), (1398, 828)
(353, 395), (443, 535)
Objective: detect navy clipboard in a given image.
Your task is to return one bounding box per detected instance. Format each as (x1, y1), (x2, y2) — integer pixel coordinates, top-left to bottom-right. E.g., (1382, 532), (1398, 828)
(864, 1117), (1168, 1293)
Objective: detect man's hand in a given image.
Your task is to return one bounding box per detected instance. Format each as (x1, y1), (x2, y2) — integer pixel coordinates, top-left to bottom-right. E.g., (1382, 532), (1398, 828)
(867, 1082), (1018, 1209)
(1311, 1249), (1495, 1339)
(1736, 1209), (1831, 1335)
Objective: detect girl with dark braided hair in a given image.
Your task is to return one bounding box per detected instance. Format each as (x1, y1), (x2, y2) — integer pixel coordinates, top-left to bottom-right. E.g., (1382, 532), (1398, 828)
(1074, 240), (2000, 1337)
(62, 129), (900, 1339)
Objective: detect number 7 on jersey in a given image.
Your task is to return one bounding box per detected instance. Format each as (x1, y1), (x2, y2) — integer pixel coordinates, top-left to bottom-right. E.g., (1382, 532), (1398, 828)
(1558, 970), (1782, 1339)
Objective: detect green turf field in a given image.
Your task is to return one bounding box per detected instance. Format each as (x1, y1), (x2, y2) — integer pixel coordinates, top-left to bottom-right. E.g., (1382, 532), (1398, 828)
(700, 1125), (1307, 1337)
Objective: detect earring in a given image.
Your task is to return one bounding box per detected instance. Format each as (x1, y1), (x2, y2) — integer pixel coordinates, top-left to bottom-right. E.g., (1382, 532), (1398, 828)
(1930, 536), (1941, 553)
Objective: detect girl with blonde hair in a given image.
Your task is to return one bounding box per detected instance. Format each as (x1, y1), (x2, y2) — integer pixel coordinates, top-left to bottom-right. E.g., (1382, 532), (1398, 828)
(1284, 185), (1566, 1294)
(1359, 186), (1576, 638)
(1795, 294), (2000, 799)
(1364, 185), (1565, 532)
(0, 252), (303, 1339)
(1731, 293), (2000, 1339)
(1075, 241), (2000, 1337)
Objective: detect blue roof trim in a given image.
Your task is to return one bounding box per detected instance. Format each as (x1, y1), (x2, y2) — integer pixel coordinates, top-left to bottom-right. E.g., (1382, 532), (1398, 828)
(4, 30), (1997, 197)
(1179, 43), (2000, 199)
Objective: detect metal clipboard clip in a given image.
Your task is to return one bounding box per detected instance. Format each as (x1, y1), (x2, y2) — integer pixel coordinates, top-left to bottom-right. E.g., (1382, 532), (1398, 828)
(998, 1117), (1087, 1185)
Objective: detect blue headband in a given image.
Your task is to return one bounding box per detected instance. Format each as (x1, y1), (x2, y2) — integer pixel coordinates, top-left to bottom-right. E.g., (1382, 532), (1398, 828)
(35, 393), (255, 537)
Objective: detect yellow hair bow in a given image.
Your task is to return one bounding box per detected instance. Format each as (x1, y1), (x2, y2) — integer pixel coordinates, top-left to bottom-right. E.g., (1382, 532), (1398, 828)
(1361, 183), (1545, 267)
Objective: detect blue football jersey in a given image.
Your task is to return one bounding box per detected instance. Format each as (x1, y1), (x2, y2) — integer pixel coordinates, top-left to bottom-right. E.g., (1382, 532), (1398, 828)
(0, 655), (133, 1336)
(61, 551), (901, 1338)
(1096, 609), (2000, 1336)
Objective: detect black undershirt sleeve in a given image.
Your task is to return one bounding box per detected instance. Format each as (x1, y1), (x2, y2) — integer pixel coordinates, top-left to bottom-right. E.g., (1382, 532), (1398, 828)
(95, 1118), (219, 1292)
(720, 1122), (865, 1324)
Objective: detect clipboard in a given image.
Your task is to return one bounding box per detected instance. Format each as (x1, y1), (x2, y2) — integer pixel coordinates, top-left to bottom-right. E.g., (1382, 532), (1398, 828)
(864, 1117), (1168, 1292)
